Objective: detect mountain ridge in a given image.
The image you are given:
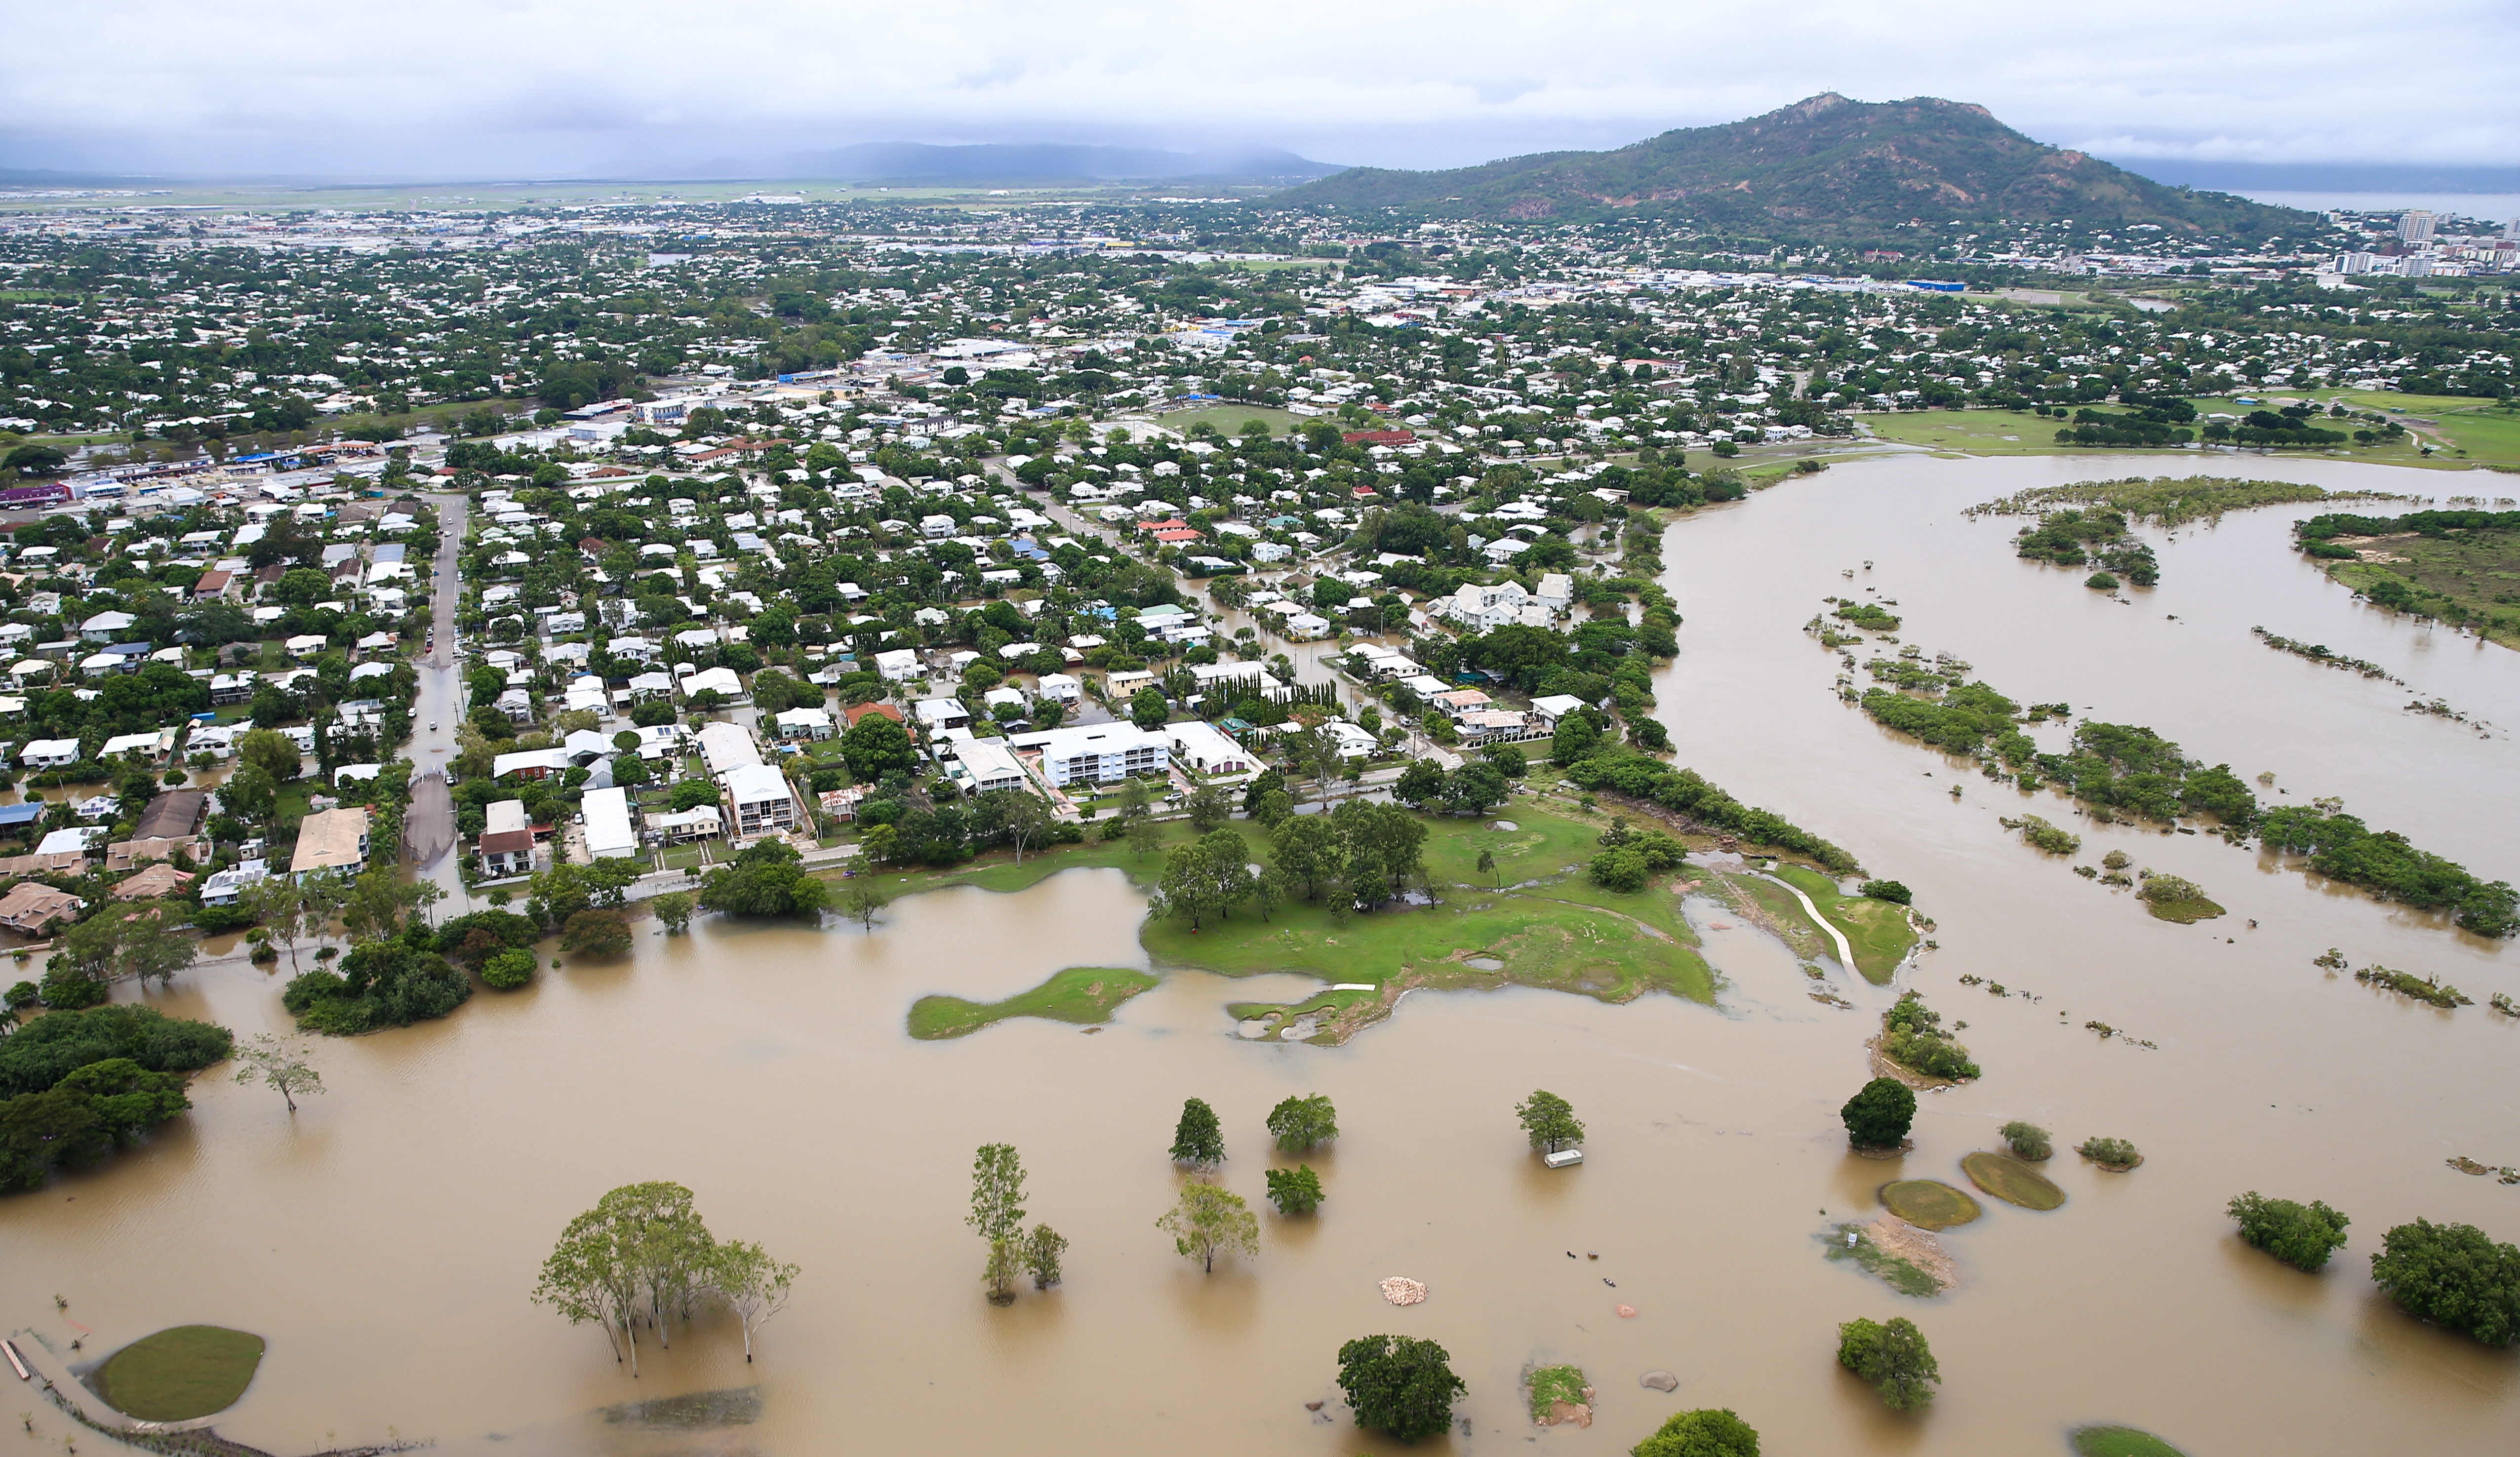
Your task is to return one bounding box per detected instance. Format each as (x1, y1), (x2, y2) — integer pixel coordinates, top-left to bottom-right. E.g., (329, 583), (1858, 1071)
(1278, 93), (2311, 239)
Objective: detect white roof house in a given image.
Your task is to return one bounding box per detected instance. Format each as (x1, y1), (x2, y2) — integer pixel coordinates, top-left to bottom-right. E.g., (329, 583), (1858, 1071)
(873, 648), (922, 681)
(696, 721), (762, 776)
(1168, 719), (1255, 780)
(773, 707), (835, 739)
(680, 665), (745, 699)
(1528, 694), (1588, 726)
(1036, 672), (1082, 702)
(20, 738), (81, 768)
(582, 786), (638, 860)
(723, 762), (800, 837)
(948, 737), (1033, 794)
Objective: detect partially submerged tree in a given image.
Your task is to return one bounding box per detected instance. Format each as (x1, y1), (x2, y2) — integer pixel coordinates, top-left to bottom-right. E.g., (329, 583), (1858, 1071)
(1335, 1334), (1466, 1442)
(1837, 1316), (1940, 1411)
(1266, 1093), (1339, 1152)
(1024, 1223), (1068, 1290)
(1265, 1165), (1324, 1216)
(1515, 1089), (1584, 1153)
(1171, 1097), (1225, 1167)
(652, 891), (696, 935)
(713, 1239), (800, 1362)
(842, 878), (889, 932)
(967, 1143), (1028, 1305)
(1840, 1077), (1916, 1149)
(230, 1032), (323, 1113)
(2228, 1192), (2352, 1272)
(1157, 1179), (1259, 1274)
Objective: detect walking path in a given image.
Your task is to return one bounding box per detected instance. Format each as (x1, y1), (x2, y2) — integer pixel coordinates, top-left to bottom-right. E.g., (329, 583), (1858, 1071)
(1758, 870), (1855, 969)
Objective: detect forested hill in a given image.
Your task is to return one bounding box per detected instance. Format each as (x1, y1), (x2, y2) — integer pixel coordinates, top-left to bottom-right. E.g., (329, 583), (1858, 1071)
(1281, 93), (2309, 241)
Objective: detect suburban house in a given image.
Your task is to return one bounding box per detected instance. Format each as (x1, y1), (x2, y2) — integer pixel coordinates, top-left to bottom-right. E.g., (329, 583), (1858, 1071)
(773, 706), (835, 740)
(1168, 720), (1256, 780)
(723, 762), (800, 837)
(492, 747), (574, 782)
(1528, 694), (1588, 727)
(0, 881), (83, 935)
(200, 858), (269, 906)
(947, 737), (1032, 795)
(582, 787), (638, 860)
(478, 799), (538, 877)
(914, 698), (972, 734)
(290, 806), (370, 880)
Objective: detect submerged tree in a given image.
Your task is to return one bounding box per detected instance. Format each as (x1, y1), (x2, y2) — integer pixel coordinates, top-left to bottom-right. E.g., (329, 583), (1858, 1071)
(230, 1032), (323, 1113)
(968, 1143), (1028, 1304)
(1837, 1315), (1940, 1410)
(1515, 1089), (1584, 1153)
(1265, 1165), (1325, 1216)
(1024, 1223), (1069, 1290)
(713, 1239), (800, 1362)
(1171, 1097), (1226, 1167)
(1840, 1077), (1916, 1149)
(1266, 1093), (1339, 1152)
(1157, 1179), (1259, 1274)
(1336, 1334), (1467, 1442)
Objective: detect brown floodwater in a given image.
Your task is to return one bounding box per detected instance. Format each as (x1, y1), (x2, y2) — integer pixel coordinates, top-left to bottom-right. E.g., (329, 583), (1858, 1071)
(8, 453), (2519, 1457)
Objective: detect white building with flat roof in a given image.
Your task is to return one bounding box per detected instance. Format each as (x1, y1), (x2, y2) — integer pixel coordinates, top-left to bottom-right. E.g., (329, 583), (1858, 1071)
(1168, 719), (1256, 780)
(949, 737), (1034, 795)
(724, 762), (800, 837)
(1005, 723), (1169, 788)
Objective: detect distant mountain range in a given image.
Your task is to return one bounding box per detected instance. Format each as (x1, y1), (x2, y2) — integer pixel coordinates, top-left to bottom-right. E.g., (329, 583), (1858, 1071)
(2089, 159), (2520, 198)
(762, 143), (1343, 185)
(1277, 94), (2313, 239)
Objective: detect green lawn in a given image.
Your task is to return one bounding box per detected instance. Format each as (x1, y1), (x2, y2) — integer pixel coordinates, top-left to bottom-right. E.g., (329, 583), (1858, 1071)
(93, 1325), (265, 1420)
(1960, 1150), (2066, 1211)
(2072, 1426), (2191, 1457)
(1771, 866), (1919, 984)
(1857, 391), (2520, 470)
(908, 966), (1158, 1039)
(1880, 1180), (1983, 1230)
(1154, 403), (1307, 439)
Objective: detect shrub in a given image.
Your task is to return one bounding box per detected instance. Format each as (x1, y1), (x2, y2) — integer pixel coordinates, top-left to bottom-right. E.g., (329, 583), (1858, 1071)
(2227, 1191), (2351, 1271)
(1999, 1120), (2052, 1161)
(37, 965), (107, 1011)
(1265, 1164), (1324, 1215)
(1840, 1077), (1915, 1149)
(2080, 1136), (2140, 1167)
(2086, 571), (2120, 590)
(1858, 880), (1911, 905)
(480, 948), (537, 989)
(1631, 1408), (1761, 1457)
(560, 909), (632, 958)
(1836, 1315), (1939, 1410)
(2368, 1219), (2520, 1346)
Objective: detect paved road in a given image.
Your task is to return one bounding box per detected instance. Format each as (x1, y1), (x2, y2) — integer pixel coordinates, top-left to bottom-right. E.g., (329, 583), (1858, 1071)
(400, 492), (470, 904)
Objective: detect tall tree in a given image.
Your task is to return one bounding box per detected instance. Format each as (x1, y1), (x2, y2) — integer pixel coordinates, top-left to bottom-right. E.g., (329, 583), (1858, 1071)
(230, 1032), (323, 1113)
(967, 1143), (1028, 1304)
(1336, 1334), (1466, 1442)
(842, 878), (889, 932)
(1836, 1316), (1940, 1410)
(1171, 1097), (1225, 1167)
(1157, 1179), (1259, 1274)
(712, 1239), (800, 1362)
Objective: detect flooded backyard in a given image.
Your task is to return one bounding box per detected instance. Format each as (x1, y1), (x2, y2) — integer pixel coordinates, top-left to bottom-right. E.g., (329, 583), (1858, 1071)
(7, 452), (2518, 1456)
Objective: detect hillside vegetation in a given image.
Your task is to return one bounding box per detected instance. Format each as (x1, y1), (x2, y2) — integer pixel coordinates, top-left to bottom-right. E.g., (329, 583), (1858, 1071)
(1281, 93), (2307, 240)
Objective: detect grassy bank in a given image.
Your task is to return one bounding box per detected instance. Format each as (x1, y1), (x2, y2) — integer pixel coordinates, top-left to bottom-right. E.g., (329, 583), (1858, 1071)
(92, 1326), (264, 1421)
(1770, 865), (1919, 984)
(2325, 531), (2520, 651)
(1857, 391), (2520, 470)
(908, 967), (1159, 1039)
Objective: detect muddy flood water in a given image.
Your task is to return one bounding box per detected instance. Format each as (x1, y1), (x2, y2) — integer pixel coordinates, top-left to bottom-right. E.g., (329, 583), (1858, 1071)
(9, 452), (2520, 1456)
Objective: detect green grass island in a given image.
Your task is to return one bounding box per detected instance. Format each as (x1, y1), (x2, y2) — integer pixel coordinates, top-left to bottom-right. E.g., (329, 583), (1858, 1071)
(879, 798), (1916, 1045)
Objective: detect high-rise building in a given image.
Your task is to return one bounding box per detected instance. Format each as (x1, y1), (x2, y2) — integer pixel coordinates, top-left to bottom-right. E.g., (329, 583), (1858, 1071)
(2506, 218), (2519, 242)
(2399, 209), (2436, 243)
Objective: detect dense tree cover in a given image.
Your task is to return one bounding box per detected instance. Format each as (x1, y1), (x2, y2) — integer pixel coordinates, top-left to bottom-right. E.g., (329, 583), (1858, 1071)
(2228, 1192), (2352, 1272)
(1837, 1315), (1940, 1410)
(1262, 800), (1429, 911)
(1631, 1408), (1762, 1457)
(2013, 507), (2161, 584)
(1880, 991), (1980, 1081)
(1840, 1077), (1915, 1148)
(283, 935), (473, 1035)
(1336, 1334), (1467, 1443)
(698, 840), (830, 919)
(0, 1004), (231, 1194)
(2296, 508), (2520, 543)
(838, 711), (916, 781)
(2368, 1219), (2520, 1346)
(2258, 805), (2518, 938)
(1560, 750), (1857, 873)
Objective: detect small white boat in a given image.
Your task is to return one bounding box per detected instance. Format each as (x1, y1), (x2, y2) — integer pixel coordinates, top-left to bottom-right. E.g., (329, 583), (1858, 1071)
(1543, 1148), (1585, 1169)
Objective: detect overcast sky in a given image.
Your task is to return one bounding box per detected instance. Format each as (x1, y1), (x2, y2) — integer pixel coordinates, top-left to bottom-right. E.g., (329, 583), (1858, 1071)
(5, 0), (2514, 178)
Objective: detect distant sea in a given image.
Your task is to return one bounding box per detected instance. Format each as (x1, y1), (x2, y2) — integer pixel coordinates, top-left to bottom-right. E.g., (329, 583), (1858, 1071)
(2237, 190), (2520, 223)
